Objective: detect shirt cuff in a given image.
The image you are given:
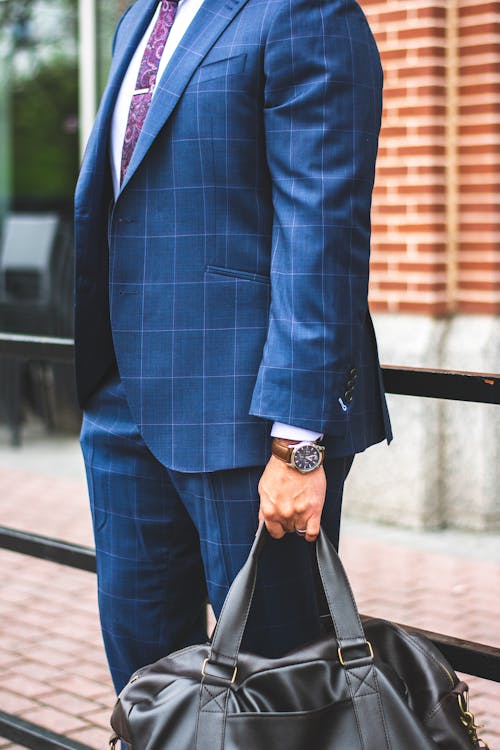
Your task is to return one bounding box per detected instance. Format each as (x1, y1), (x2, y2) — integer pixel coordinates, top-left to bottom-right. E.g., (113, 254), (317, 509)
(271, 422), (323, 442)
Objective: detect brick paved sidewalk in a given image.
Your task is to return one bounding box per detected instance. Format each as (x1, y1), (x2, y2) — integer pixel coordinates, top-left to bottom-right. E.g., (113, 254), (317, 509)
(0, 428), (499, 749)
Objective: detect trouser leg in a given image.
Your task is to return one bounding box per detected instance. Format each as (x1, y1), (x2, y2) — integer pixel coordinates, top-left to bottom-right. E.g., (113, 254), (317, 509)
(81, 369), (354, 687)
(80, 371), (208, 694)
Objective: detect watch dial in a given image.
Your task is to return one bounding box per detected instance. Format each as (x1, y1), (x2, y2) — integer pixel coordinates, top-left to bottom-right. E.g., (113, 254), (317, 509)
(293, 444), (321, 472)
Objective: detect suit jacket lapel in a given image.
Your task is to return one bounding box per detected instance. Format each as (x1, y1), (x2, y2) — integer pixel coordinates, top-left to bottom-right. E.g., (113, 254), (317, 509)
(75, 0), (158, 212)
(118, 0), (250, 196)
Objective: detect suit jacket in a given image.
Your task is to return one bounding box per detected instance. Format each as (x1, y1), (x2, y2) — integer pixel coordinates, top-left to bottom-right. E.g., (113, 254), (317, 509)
(74, 0), (392, 472)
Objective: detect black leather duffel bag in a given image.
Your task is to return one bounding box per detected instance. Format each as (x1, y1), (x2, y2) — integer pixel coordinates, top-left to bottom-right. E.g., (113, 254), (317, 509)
(110, 525), (488, 749)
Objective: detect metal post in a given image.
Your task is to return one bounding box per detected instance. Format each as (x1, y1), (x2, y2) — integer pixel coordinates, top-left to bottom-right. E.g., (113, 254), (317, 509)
(0, 21), (13, 228)
(78, 0), (98, 158)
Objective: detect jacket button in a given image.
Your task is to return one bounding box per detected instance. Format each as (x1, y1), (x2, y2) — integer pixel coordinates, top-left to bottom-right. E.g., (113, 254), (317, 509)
(349, 367), (358, 378)
(344, 390), (353, 403)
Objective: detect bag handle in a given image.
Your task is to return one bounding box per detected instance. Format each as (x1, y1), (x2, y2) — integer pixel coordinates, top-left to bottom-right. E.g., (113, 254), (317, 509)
(205, 524), (372, 678)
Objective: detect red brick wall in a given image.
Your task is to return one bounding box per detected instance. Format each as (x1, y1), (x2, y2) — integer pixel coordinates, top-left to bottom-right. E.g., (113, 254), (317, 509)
(360, 0), (500, 315)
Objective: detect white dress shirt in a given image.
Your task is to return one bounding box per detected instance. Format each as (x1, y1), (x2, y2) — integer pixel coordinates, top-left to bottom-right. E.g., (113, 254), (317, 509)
(110, 0), (322, 444)
(111, 0), (205, 199)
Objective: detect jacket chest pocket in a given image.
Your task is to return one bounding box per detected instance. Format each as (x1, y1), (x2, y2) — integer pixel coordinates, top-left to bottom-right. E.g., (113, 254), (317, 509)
(180, 51), (259, 141)
(191, 53), (247, 84)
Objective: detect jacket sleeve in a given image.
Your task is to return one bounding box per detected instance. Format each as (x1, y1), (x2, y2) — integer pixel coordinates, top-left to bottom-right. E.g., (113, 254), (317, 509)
(249, 0), (383, 436)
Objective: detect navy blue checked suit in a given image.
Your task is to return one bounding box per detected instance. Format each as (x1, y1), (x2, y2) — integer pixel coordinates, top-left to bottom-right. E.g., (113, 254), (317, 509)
(75, 0), (392, 693)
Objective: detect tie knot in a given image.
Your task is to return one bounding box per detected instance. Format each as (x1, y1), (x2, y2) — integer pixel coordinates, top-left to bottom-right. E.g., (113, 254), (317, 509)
(160, 0), (178, 13)
(120, 0), (180, 185)
(157, 0), (179, 28)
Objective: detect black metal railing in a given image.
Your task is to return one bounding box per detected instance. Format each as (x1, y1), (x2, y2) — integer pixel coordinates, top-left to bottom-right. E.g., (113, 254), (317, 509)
(0, 333), (499, 750)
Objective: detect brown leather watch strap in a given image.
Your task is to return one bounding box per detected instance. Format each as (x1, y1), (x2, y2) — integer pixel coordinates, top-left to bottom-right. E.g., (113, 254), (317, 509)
(271, 438), (299, 464)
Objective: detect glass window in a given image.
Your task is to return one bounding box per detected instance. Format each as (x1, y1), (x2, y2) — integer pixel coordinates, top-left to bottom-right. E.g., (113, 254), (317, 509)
(0, 1), (78, 216)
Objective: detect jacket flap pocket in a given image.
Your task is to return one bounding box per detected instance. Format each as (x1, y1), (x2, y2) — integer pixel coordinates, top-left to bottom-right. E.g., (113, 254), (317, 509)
(195, 53), (247, 83)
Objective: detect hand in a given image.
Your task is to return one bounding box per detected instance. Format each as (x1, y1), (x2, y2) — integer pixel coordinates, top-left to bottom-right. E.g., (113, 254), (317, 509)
(258, 455), (326, 542)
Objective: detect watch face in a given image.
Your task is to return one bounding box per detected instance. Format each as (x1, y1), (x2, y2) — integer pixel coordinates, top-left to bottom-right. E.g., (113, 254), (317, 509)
(292, 443), (322, 473)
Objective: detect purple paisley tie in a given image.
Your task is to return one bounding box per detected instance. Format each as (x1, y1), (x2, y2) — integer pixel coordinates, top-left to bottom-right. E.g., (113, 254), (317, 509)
(120, 0), (179, 184)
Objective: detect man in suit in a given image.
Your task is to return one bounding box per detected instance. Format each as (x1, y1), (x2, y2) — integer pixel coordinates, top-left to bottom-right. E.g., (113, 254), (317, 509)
(75, 0), (391, 694)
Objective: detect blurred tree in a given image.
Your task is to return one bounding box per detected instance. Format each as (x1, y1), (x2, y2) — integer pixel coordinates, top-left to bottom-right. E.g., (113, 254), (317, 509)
(0, 0), (75, 27)
(0, 0), (78, 205)
(12, 56), (79, 201)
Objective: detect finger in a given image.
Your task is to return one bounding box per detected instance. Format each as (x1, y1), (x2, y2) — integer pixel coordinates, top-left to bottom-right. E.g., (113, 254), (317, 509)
(293, 513), (311, 536)
(304, 514), (321, 543)
(264, 519), (287, 539)
(259, 495), (294, 534)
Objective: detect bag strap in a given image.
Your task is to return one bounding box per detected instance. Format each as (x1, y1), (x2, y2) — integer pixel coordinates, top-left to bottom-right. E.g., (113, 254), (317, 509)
(208, 524), (370, 667)
(197, 525), (391, 750)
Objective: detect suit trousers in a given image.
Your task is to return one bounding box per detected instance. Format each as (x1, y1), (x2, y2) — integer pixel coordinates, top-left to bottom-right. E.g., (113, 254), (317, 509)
(80, 368), (354, 694)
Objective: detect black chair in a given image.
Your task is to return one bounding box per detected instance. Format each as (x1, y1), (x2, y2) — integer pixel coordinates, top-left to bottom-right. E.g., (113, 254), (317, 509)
(0, 213), (79, 445)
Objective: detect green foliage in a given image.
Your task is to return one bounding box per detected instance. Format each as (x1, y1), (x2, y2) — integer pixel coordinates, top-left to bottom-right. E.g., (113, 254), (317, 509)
(0, 0), (32, 26)
(11, 55), (79, 201)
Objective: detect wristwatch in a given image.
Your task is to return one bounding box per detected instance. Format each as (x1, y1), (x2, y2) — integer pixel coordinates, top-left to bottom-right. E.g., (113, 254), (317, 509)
(271, 438), (325, 474)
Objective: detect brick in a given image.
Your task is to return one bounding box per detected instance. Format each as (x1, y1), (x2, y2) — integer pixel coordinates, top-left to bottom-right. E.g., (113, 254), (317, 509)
(414, 203), (447, 214)
(397, 105), (447, 117)
(374, 204), (407, 215)
(397, 223), (447, 233)
(416, 45), (447, 59)
(68, 726), (111, 750)
(0, 689), (39, 714)
(397, 145), (446, 157)
(49, 674), (109, 699)
(21, 706), (87, 734)
(20, 649), (73, 670)
(398, 262), (447, 273)
(417, 6), (447, 21)
(379, 281), (408, 291)
(461, 163), (499, 175)
(378, 9), (407, 25)
(460, 61), (500, 76)
(380, 86), (409, 100)
(372, 243), (408, 254)
(380, 125), (408, 138)
(459, 222), (498, 232)
(4, 674), (53, 699)
(417, 124), (447, 136)
(369, 262), (389, 273)
(14, 661), (63, 683)
(415, 282), (447, 292)
(40, 690), (105, 717)
(404, 64), (446, 79)
(376, 165), (409, 177)
(397, 300), (449, 315)
(69, 661), (113, 684)
(460, 280), (500, 291)
(82, 708), (113, 731)
(459, 82), (500, 96)
(458, 300), (500, 314)
(380, 48), (408, 62)
(459, 3), (500, 18)
(399, 28), (446, 42)
(459, 261), (500, 272)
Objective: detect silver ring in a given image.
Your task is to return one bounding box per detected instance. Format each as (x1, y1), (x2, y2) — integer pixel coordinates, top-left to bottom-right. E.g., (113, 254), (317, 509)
(295, 527), (307, 536)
